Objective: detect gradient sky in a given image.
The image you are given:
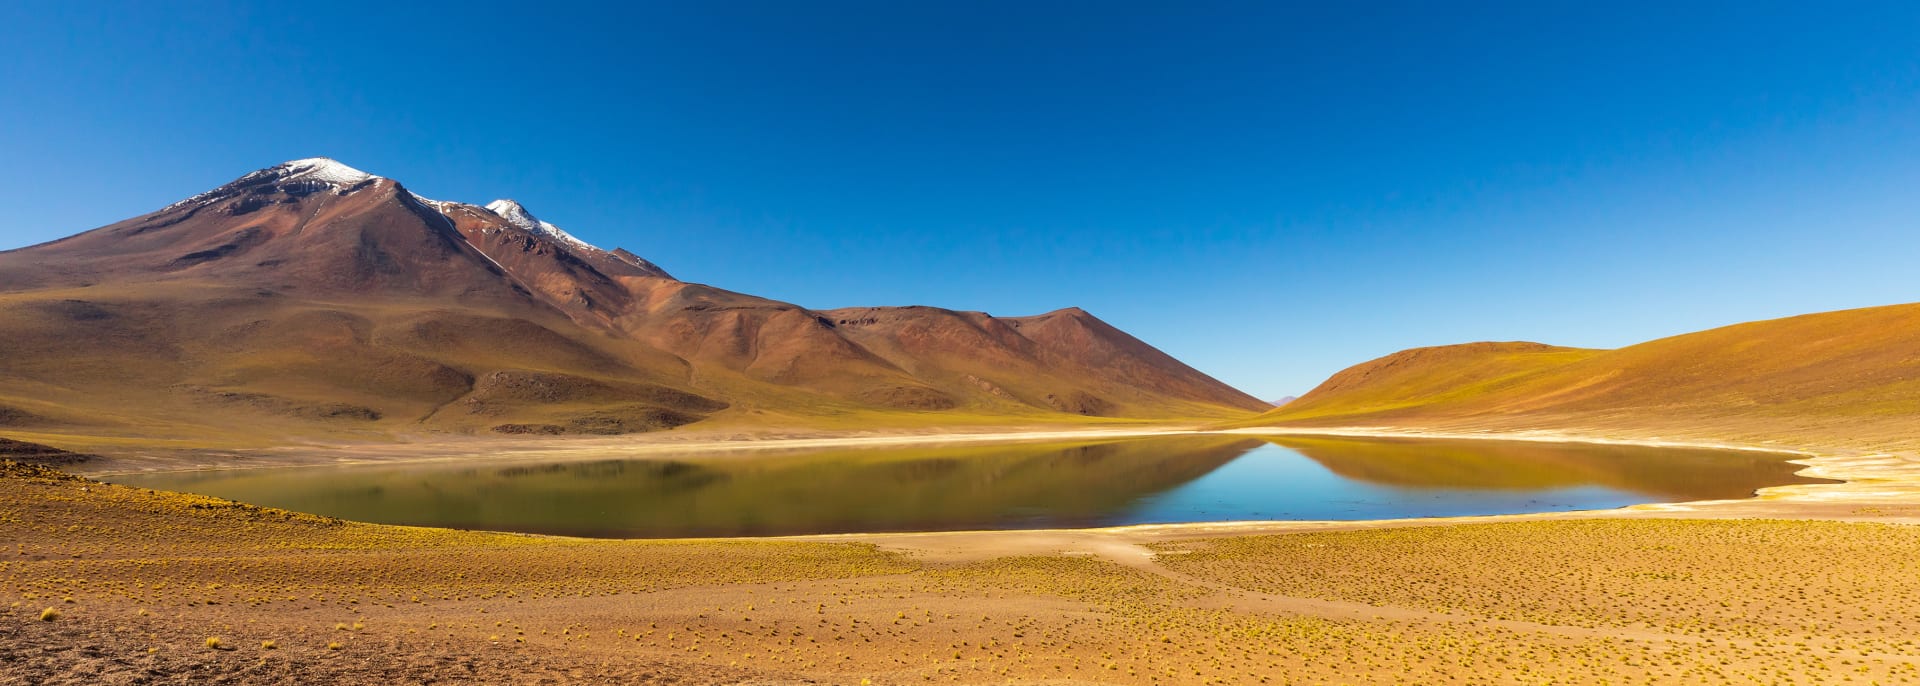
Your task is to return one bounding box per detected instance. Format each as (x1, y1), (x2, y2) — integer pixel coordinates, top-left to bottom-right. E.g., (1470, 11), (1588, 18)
(3, 1), (1918, 399)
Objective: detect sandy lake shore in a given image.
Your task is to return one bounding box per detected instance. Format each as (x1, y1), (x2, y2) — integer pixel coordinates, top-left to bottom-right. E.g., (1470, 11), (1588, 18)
(71, 426), (1207, 476)
(8, 426), (1920, 684)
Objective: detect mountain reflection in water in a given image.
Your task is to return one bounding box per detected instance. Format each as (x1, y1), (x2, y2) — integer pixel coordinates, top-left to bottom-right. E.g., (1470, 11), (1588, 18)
(115, 435), (1827, 537)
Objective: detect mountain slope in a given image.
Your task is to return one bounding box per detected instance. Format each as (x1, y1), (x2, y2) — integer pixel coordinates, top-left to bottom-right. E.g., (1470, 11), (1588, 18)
(1239, 302), (1920, 450)
(0, 158), (1266, 445)
(1266, 342), (1604, 421)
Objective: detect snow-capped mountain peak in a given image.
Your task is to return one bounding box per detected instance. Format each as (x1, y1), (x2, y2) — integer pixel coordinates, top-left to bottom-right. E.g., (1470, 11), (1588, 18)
(482, 199), (540, 229)
(278, 157), (376, 185)
(157, 158), (623, 263)
(162, 157), (382, 212)
(483, 199), (600, 254)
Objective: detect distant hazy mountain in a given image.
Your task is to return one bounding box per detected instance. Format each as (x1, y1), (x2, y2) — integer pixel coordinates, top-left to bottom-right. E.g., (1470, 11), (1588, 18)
(1269, 396), (1298, 407)
(0, 158), (1268, 441)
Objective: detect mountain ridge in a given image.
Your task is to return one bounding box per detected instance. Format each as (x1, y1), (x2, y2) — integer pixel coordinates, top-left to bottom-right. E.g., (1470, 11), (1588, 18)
(0, 158), (1267, 445)
(1236, 302), (1920, 451)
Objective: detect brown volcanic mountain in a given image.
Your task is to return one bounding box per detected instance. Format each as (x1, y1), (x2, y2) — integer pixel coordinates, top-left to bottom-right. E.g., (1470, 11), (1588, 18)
(0, 158), (1264, 443)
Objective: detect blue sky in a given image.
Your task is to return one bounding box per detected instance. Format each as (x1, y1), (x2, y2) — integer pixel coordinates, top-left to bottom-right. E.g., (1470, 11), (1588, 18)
(3, 1), (1918, 399)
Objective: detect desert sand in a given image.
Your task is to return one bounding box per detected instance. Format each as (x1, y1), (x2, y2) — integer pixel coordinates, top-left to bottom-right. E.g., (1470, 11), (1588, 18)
(8, 426), (1920, 684)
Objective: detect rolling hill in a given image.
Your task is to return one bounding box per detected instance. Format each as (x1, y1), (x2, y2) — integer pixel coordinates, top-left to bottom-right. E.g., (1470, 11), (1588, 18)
(1238, 303), (1920, 450)
(0, 158), (1267, 446)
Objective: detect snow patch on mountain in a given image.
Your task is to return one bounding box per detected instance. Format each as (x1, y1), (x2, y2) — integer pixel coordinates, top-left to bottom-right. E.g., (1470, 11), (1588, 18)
(406, 191), (459, 215)
(483, 199), (601, 254)
(155, 158), (665, 275)
(280, 158), (375, 185)
(163, 157), (381, 212)
(398, 190), (459, 232)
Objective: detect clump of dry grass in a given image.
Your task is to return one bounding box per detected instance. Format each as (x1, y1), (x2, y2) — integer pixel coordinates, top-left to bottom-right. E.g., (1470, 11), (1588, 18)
(39, 607), (59, 621)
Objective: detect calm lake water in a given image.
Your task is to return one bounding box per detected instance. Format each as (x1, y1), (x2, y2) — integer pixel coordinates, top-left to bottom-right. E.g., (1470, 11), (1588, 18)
(113, 435), (1827, 538)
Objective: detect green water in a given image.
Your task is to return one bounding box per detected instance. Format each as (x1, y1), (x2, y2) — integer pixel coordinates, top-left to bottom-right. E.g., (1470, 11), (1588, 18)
(113, 435), (1827, 537)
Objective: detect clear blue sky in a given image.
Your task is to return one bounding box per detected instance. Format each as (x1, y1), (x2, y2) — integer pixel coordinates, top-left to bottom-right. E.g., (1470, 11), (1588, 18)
(3, 1), (1918, 399)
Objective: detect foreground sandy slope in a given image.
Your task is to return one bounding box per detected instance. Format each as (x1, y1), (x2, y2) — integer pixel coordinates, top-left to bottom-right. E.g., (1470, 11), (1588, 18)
(8, 436), (1920, 685)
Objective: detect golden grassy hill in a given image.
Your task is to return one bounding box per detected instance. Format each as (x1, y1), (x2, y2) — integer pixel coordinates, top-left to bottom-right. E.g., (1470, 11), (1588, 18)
(1238, 301), (1920, 451)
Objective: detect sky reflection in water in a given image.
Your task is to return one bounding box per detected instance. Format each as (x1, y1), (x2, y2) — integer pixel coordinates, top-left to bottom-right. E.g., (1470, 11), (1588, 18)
(115, 435), (1824, 538)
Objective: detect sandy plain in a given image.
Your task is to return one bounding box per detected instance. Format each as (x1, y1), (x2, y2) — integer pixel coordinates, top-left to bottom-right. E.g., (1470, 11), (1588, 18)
(7, 426), (1920, 684)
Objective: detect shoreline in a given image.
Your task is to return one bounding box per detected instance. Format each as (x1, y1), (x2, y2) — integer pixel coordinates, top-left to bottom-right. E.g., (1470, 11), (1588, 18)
(1217, 425), (1920, 508)
(75, 426), (1206, 476)
(785, 426), (1920, 561)
(13, 424), (1920, 685)
(57, 423), (1920, 552)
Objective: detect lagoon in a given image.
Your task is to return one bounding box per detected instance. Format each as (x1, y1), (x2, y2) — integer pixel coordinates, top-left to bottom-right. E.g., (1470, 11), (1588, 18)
(113, 435), (1825, 538)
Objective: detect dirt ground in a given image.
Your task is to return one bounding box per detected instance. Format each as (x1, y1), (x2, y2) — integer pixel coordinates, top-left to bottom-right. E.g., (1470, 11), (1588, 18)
(8, 428), (1920, 684)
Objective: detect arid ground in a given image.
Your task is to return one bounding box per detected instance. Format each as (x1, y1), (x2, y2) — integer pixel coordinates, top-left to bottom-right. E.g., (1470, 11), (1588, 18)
(7, 428), (1920, 685)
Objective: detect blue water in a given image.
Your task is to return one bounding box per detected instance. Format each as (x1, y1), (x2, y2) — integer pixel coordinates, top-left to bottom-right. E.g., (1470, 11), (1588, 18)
(1116, 443), (1645, 523)
(112, 435), (1821, 537)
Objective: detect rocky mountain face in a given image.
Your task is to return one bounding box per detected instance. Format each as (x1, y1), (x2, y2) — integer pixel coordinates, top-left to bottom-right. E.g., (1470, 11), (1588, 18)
(0, 158), (1266, 440)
